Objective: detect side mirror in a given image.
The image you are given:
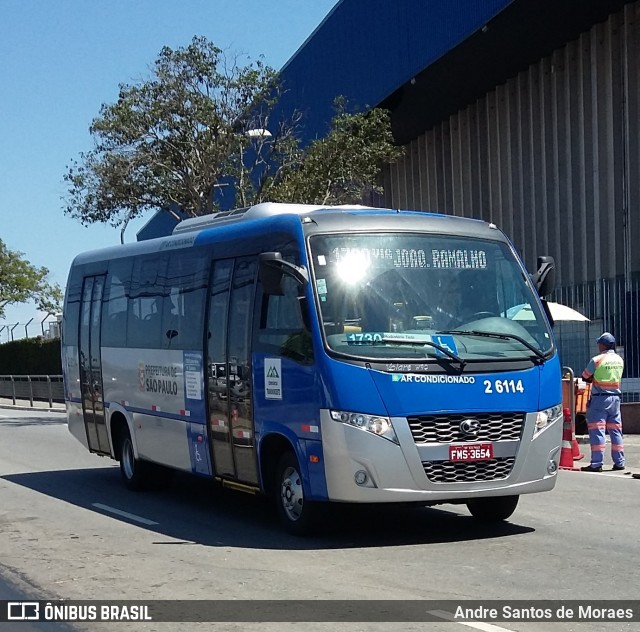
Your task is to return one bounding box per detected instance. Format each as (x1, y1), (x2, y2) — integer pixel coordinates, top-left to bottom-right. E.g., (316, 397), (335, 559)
(258, 252), (308, 296)
(531, 255), (556, 297)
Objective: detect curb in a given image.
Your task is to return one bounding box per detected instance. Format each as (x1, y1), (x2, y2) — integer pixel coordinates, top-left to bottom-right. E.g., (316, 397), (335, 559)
(0, 403), (65, 414)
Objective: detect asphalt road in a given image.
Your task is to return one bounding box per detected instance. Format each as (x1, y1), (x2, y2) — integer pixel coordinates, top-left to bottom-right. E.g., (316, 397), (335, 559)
(1, 406), (639, 632)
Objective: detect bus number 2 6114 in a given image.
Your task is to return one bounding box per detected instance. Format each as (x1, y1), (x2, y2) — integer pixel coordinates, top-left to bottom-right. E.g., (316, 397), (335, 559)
(484, 379), (524, 394)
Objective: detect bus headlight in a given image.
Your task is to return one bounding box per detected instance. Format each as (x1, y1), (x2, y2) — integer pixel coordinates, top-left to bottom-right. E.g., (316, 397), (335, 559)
(330, 410), (398, 444)
(535, 404), (562, 435)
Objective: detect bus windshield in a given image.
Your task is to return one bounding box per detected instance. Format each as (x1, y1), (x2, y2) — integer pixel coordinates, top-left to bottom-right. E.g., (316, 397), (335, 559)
(308, 232), (554, 363)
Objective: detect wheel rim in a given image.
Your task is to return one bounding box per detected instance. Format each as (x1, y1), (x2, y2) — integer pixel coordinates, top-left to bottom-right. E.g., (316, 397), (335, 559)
(122, 438), (135, 480)
(280, 465), (304, 522)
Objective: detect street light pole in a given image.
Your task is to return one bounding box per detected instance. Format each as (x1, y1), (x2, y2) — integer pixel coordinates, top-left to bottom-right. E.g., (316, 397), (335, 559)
(241, 128), (273, 206)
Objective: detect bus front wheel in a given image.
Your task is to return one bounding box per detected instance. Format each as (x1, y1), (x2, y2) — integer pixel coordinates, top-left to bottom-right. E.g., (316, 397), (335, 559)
(466, 495), (519, 522)
(275, 451), (317, 535)
(119, 429), (152, 491)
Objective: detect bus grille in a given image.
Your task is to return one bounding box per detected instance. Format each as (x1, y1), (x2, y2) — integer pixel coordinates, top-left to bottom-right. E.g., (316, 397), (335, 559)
(423, 457), (516, 483)
(407, 413), (524, 443)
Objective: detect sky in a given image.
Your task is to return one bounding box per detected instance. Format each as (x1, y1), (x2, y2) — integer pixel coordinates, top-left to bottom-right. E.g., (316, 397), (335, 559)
(0, 0), (338, 341)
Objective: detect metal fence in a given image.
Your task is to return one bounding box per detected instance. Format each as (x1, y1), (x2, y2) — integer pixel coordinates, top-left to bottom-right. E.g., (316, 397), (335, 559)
(0, 375), (64, 408)
(553, 275), (640, 403)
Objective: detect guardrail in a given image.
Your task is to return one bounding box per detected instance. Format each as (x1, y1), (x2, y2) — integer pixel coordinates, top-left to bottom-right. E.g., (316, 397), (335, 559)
(0, 375), (64, 409)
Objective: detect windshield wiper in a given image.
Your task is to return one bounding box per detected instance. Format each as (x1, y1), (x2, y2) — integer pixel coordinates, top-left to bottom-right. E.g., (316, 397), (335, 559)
(377, 336), (467, 369)
(436, 330), (546, 362)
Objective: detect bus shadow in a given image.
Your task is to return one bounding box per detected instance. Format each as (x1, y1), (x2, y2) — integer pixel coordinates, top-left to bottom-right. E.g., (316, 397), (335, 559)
(2, 467), (534, 550)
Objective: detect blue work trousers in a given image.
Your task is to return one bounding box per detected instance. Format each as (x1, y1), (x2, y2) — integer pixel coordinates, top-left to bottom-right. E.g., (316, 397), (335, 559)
(586, 395), (624, 468)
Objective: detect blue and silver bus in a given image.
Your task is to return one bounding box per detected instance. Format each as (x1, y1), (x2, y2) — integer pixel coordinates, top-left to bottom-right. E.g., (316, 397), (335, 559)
(62, 203), (562, 534)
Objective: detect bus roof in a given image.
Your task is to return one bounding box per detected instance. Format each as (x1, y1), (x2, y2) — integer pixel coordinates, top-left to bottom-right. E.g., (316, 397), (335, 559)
(171, 202), (384, 234)
(173, 202), (500, 239)
(70, 203), (506, 268)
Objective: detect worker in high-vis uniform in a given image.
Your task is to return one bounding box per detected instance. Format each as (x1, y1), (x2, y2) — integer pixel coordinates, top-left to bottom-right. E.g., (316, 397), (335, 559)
(581, 332), (625, 472)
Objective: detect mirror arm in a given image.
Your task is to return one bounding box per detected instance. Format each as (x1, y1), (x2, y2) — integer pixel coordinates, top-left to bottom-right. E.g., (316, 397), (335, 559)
(283, 260), (308, 285)
(259, 252), (308, 296)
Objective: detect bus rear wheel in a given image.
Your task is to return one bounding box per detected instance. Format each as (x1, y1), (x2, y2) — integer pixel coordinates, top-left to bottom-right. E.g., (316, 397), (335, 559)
(119, 429), (152, 491)
(466, 495), (519, 522)
(275, 451), (317, 536)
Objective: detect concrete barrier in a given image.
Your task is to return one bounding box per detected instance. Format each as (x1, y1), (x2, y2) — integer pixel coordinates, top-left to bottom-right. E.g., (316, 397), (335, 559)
(622, 402), (640, 434)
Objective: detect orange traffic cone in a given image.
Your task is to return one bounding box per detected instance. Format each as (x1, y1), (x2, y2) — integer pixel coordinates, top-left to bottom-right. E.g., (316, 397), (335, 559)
(570, 410), (584, 461)
(559, 408), (580, 471)
(572, 436), (584, 461)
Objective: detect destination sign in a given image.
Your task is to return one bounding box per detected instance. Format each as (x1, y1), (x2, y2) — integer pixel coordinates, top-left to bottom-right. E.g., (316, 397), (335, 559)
(431, 249), (487, 269)
(329, 247), (488, 269)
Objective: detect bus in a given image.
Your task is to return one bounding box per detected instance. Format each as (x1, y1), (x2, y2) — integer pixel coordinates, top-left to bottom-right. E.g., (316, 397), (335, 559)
(62, 203), (562, 534)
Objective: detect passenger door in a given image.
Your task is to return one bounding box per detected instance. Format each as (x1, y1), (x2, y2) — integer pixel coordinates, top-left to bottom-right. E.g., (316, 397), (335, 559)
(206, 257), (259, 484)
(79, 275), (110, 454)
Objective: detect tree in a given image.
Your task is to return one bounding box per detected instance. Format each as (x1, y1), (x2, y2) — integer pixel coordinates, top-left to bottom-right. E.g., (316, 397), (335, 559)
(63, 37), (404, 234)
(64, 36), (300, 233)
(0, 240), (63, 319)
(269, 99), (403, 205)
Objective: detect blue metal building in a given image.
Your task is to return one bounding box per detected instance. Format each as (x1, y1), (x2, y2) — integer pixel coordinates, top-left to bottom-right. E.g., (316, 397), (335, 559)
(277, 0), (514, 143)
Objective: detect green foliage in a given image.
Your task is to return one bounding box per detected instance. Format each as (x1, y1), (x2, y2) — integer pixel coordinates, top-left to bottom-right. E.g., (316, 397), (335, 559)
(0, 337), (61, 375)
(64, 37), (404, 231)
(64, 36), (299, 227)
(269, 100), (404, 205)
(0, 239), (63, 319)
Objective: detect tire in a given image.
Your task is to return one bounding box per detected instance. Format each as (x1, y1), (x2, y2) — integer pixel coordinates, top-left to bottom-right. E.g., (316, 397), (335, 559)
(119, 429), (153, 491)
(466, 495), (519, 522)
(275, 451), (318, 536)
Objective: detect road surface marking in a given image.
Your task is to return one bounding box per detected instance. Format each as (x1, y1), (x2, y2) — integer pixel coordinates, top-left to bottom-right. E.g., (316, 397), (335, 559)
(92, 503), (158, 525)
(429, 610), (516, 632)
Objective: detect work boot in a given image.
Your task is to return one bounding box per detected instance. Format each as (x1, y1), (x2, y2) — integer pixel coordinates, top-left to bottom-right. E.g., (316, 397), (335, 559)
(581, 465), (602, 472)
(612, 464), (625, 471)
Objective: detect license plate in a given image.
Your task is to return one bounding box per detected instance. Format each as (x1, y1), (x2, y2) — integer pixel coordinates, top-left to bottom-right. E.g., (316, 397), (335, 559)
(449, 443), (493, 462)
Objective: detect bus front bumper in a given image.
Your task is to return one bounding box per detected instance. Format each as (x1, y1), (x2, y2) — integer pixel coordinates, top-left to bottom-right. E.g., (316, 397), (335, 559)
(319, 410), (562, 503)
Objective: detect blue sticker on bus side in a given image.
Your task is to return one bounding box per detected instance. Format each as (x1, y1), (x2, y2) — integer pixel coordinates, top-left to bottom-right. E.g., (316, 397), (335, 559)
(187, 423), (212, 476)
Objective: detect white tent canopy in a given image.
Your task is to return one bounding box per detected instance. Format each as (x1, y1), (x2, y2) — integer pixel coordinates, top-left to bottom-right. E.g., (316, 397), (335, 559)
(508, 302), (589, 322)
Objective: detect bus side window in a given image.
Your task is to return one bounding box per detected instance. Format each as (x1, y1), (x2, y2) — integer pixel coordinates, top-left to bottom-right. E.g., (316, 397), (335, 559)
(162, 251), (208, 349)
(256, 275), (313, 364)
(102, 258), (132, 348)
(128, 255), (168, 349)
(63, 266), (84, 346)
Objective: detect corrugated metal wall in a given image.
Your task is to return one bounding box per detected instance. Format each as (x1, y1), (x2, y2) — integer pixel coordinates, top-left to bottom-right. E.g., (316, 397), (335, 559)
(384, 1), (640, 384)
(386, 1), (640, 284)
